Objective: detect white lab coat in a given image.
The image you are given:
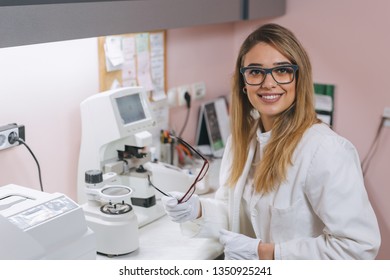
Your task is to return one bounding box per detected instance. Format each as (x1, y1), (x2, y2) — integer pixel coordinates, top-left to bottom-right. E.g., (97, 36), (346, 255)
(182, 123), (381, 259)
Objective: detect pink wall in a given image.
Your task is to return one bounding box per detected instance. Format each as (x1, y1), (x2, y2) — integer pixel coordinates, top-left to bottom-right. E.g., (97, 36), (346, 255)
(166, 23), (235, 142)
(0, 39), (98, 199)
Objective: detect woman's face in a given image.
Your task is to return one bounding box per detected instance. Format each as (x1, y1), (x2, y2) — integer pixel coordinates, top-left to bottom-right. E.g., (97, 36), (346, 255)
(242, 42), (296, 131)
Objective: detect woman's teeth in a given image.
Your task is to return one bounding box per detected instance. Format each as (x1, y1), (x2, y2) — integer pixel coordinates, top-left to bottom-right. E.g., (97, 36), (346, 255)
(260, 94), (282, 100)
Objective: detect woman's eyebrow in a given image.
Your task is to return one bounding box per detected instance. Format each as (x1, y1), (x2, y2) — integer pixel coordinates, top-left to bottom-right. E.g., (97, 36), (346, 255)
(274, 61), (292, 66)
(245, 61), (292, 67)
(246, 63), (262, 67)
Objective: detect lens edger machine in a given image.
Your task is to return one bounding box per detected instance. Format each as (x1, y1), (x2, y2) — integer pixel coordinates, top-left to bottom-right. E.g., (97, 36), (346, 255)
(77, 86), (167, 256)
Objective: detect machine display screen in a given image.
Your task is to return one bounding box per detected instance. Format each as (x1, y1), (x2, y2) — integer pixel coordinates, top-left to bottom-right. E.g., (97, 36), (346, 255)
(8, 196), (78, 230)
(115, 93), (146, 125)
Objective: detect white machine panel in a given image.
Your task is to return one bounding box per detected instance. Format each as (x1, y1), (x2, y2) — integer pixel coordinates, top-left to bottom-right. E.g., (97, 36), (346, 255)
(77, 87), (155, 204)
(0, 184), (95, 260)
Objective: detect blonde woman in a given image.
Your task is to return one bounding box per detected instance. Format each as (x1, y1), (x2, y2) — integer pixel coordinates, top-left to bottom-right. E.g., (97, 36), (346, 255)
(161, 23), (380, 259)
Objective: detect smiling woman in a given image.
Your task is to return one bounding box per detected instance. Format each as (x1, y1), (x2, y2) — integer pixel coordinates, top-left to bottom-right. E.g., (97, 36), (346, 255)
(241, 42), (298, 131)
(160, 23), (381, 260)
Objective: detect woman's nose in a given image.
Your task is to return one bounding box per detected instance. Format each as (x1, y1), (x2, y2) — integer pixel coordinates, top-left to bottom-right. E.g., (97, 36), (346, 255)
(261, 73), (277, 88)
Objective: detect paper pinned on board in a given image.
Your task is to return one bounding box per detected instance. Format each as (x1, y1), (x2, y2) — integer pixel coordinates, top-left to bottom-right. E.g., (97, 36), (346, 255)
(104, 36), (124, 72)
(135, 34), (154, 91)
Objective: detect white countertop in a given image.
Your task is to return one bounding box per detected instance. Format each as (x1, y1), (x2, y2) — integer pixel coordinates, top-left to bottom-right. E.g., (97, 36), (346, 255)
(97, 159), (223, 260)
(96, 194), (223, 260)
(97, 213), (223, 260)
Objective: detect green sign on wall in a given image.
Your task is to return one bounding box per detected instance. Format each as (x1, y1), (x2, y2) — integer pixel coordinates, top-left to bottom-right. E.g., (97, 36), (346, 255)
(314, 83), (335, 127)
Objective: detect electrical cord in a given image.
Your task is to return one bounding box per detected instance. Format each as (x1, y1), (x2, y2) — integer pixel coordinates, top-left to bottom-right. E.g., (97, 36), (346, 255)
(361, 116), (386, 177)
(178, 91), (191, 137)
(9, 133), (44, 192)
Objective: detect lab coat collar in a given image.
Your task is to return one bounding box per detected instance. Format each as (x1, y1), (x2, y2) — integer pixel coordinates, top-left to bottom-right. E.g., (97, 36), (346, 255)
(256, 128), (271, 143)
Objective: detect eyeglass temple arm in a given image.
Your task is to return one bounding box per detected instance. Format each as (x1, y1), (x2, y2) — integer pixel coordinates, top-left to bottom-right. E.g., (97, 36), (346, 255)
(170, 135), (209, 161)
(147, 174), (173, 198)
(177, 160), (210, 204)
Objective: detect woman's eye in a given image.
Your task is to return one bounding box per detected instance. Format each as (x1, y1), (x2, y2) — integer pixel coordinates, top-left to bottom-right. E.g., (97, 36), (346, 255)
(249, 69), (263, 76)
(275, 67), (293, 74)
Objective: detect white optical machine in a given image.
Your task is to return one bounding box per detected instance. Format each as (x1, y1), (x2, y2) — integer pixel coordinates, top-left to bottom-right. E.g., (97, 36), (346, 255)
(77, 87), (165, 229)
(0, 184), (95, 260)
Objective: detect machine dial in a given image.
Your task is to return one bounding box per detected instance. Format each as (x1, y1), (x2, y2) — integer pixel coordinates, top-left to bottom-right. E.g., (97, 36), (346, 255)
(85, 170), (103, 184)
(100, 202), (132, 215)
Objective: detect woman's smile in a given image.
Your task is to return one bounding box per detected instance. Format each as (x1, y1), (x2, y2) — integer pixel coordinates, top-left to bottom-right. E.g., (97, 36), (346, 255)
(257, 92), (285, 103)
(243, 42), (296, 131)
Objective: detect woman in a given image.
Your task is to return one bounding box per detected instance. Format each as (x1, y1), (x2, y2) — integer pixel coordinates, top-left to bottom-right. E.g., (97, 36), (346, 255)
(161, 23), (381, 259)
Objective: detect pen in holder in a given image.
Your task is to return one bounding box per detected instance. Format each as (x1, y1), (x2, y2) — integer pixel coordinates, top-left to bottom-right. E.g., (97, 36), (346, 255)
(160, 130), (178, 166)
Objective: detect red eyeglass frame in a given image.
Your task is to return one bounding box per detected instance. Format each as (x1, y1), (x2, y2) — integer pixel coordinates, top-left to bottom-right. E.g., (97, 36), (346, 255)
(171, 135), (210, 204)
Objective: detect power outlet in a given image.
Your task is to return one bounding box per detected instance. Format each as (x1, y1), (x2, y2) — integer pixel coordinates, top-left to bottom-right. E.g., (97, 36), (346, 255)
(167, 87), (178, 107)
(177, 85), (191, 107)
(383, 107), (390, 127)
(192, 82), (206, 100)
(0, 123), (25, 151)
(383, 107), (390, 118)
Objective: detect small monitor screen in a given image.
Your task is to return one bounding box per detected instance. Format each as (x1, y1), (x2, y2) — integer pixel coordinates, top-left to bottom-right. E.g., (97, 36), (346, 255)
(195, 97), (230, 157)
(204, 102), (224, 151)
(115, 93), (146, 124)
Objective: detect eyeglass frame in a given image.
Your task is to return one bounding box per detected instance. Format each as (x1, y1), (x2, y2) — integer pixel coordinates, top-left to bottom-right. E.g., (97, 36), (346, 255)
(240, 64), (299, 86)
(148, 135), (209, 204)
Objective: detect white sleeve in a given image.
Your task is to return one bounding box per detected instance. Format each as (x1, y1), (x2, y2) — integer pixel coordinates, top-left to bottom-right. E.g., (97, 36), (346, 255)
(180, 191), (229, 239)
(275, 136), (381, 259)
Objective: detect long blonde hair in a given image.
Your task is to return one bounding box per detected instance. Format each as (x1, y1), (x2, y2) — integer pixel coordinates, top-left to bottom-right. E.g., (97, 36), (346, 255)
(228, 23), (320, 193)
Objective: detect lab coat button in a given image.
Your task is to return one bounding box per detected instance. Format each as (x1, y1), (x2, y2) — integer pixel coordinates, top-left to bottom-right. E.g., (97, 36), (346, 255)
(251, 209), (258, 217)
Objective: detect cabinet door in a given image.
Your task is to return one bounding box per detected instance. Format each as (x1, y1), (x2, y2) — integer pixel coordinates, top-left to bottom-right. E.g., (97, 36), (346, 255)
(0, 0), (286, 48)
(245, 0), (286, 20)
(0, 0), (242, 48)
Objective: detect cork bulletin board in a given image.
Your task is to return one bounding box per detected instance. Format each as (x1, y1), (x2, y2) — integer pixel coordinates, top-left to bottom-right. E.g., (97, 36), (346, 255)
(97, 30), (167, 100)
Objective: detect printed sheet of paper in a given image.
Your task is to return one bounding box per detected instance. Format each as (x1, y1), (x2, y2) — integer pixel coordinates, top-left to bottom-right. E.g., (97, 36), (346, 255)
(150, 32), (165, 100)
(104, 36), (124, 72)
(121, 37), (137, 86)
(136, 33), (154, 91)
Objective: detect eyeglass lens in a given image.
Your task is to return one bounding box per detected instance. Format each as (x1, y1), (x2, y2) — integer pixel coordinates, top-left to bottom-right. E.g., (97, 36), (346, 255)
(147, 135), (209, 204)
(178, 185), (196, 204)
(178, 160), (209, 203)
(242, 65), (296, 85)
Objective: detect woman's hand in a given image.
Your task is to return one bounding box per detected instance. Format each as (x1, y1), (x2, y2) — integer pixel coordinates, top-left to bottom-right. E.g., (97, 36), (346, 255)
(219, 229), (261, 260)
(258, 242), (274, 260)
(161, 191), (201, 223)
(219, 229), (274, 260)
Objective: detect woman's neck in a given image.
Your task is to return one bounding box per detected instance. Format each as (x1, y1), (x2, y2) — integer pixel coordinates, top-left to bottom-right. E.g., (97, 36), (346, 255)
(261, 117), (274, 132)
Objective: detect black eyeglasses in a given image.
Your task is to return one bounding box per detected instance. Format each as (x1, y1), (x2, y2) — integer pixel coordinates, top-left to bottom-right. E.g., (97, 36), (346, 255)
(240, 64), (298, 86)
(148, 135), (209, 204)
